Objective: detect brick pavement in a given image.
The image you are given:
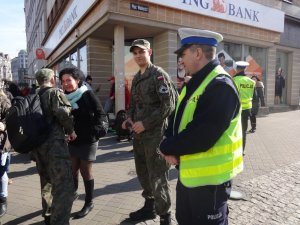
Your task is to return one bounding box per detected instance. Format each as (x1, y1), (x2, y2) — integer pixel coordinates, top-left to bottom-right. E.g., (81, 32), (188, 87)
(1, 110), (300, 225)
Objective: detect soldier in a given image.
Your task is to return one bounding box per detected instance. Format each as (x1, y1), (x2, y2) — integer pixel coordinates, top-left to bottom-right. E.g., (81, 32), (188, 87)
(34, 68), (77, 225)
(122, 39), (176, 225)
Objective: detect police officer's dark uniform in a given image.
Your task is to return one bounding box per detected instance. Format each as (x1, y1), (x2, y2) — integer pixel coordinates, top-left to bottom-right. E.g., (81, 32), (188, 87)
(233, 62), (256, 152)
(126, 39), (176, 225)
(159, 28), (243, 225)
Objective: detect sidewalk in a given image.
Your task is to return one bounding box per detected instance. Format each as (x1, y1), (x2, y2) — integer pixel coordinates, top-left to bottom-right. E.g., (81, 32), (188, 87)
(1, 110), (300, 225)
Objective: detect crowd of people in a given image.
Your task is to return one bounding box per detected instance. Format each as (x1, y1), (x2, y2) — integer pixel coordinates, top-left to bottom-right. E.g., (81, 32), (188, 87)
(0, 27), (281, 225)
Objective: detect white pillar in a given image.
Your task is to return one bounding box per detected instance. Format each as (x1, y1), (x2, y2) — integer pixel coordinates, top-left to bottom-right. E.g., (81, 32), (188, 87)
(114, 25), (125, 114)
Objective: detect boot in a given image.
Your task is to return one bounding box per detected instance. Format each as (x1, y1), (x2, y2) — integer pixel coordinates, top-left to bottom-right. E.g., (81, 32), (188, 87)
(160, 212), (172, 225)
(0, 197), (7, 217)
(74, 179), (94, 219)
(129, 198), (156, 221)
(44, 215), (50, 225)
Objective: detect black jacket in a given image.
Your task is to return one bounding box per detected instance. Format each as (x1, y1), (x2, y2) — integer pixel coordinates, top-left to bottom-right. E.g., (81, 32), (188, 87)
(160, 59), (240, 156)
(69, 90), (105, 145)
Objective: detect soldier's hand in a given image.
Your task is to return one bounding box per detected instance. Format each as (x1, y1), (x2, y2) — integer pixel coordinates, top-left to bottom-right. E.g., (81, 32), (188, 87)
(132, 121), (145, 134)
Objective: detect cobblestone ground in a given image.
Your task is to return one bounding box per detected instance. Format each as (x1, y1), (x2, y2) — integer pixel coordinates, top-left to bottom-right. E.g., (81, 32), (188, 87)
(229, 162), (300, 225)
(1, 110), (300, 225)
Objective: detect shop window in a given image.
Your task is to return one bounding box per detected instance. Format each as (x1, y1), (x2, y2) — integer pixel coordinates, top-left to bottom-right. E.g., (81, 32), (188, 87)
(224, 42), (242, 62)
(79, 45), (87, 76)
(244, 45), (267, 82)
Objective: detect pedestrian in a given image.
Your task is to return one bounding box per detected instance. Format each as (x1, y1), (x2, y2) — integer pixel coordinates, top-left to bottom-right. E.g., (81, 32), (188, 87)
(159, 27), (243, 225)
(33, 68), (77, 225)
(103, 75), (115, 113)
(255, 76), (265, 106)
(0, 87), (11, 218)
(233, 61), (256, 153)
(249, 76), (259, 133)
(85, 75), (101, 94)
(275, 67), (285, 104)
(59, 67), (108, 219)
(122, 39), (177, 225)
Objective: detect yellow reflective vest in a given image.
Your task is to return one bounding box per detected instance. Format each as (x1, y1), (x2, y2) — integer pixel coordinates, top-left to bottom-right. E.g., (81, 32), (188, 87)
(233, 75), (256, 110)
(174, 65), (243, 187)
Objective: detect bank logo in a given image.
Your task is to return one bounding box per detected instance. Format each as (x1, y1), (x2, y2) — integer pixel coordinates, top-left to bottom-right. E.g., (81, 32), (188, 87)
(211, 0), (226, 13)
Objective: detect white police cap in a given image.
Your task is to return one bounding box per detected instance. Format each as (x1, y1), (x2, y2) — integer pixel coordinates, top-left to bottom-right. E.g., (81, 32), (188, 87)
(236, 61), (249, 69)
(175, 28), (223, 55)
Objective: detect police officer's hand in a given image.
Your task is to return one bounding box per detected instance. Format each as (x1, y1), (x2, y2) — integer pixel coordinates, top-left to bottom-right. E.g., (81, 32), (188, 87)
(132, 121), (145, 134)
(158, 150), (179, 165)
(164, 155), (179, 165)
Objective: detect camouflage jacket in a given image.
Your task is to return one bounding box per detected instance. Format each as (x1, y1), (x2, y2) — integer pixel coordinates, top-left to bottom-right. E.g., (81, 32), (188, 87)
(39, 87), (74, 140)
(128, 63), (175, 135)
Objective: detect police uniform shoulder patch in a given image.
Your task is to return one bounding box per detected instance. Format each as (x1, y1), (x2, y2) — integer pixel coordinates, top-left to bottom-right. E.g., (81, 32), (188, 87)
(159, 84), (169, 94)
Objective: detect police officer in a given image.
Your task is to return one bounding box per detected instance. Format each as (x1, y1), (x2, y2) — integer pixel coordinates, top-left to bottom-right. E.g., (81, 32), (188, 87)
(122, 39), (176, 225)
(159, 28), (243, 225)
(34, 68), (77, 225)
(233, 61), (256, 152)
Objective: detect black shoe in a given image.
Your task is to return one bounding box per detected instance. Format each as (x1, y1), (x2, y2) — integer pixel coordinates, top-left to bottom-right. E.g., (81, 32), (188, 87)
(129, 199), (156, 221)
(160, 213), (172, 225)
(248, 128), (256, 133)
(0, 201), (7, 217)
(74, 202), (94, 219)
(44, 215), (50, 225)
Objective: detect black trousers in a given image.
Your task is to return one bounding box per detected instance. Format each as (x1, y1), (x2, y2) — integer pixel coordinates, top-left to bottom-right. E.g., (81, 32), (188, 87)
(241, 109), (250, 151)
(250, 114), (256, 130)
(176, 180), (231, 225)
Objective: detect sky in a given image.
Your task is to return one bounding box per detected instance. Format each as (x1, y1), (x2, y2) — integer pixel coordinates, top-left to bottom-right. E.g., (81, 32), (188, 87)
(0, 0), (26, 59)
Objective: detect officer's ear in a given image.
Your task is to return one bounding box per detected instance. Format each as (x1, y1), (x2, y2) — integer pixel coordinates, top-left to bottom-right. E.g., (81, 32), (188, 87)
(148, 48), (152, 56)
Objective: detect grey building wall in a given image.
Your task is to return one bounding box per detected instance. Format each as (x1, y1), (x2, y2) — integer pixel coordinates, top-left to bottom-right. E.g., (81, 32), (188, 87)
(280, 19), (300, 48)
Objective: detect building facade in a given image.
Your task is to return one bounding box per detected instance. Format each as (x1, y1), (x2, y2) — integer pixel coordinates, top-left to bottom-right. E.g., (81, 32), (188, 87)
(0, 52), (12, 81)
(24, 0), (47, 77)
(11, 57), (19, 82)
(24, 0), (300, 113)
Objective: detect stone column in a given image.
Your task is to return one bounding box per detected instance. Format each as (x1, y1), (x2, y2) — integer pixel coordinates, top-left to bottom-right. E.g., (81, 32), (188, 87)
(266, 46), (276, 106)
(153, 30), (178, 82)
(114, 25), (125, 114)
(86, 37), (113, 102)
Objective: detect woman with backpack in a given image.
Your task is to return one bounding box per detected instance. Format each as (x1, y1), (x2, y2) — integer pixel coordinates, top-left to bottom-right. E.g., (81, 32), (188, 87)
(59, 67), (108, 219)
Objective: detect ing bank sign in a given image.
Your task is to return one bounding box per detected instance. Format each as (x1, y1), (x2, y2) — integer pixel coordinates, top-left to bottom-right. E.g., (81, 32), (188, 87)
(143, 0), (284, 33)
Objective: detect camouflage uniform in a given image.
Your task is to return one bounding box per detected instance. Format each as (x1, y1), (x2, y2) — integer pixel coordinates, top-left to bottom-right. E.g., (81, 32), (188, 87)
(128, 63), (175, 216)
(33, 87), (74, 225)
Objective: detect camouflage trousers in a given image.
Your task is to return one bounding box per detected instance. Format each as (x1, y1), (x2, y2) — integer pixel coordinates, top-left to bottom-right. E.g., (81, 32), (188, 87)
(133, 134), (171, 215)
(33, 138), (74, 225)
